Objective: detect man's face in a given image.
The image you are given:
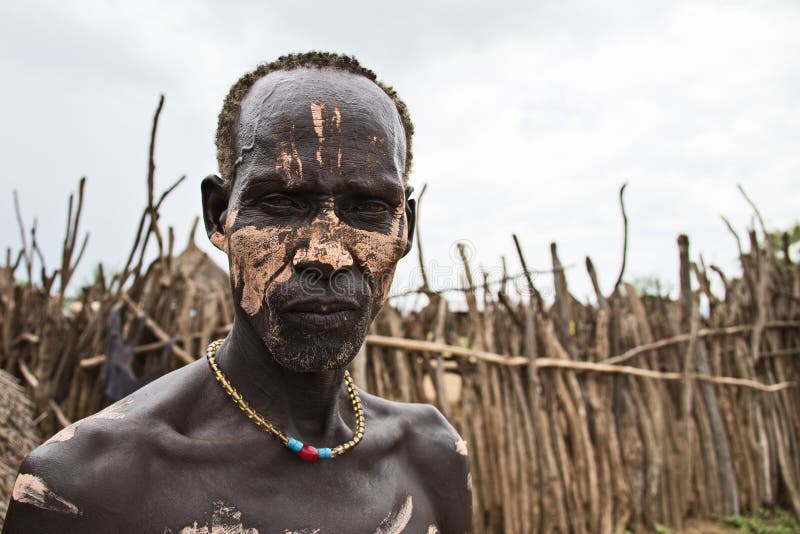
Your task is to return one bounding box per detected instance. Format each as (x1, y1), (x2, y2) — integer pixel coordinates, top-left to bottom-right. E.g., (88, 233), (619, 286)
(211, 68), (411, 372)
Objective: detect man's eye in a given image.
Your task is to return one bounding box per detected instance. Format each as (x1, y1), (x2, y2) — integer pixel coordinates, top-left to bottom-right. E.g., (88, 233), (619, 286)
(351, 201), (388, 214)
(262, 195), (304, 209)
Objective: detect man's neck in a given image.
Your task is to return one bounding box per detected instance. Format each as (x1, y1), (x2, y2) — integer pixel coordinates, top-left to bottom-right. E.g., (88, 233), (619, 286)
(211, 315), (354, 446)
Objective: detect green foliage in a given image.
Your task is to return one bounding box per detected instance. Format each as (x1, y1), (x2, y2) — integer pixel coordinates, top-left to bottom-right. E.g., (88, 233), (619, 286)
(631, 275), (672, 299)
(654, 523), (672, 534)
(770, 221), (800, 254)
(724, 507), (800, 534)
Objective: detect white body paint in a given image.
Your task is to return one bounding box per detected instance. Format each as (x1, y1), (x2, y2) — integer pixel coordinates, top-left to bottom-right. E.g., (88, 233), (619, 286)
(42, 395), (135, 445)
(43, 424), (76, 445)
(170, 496), (423, 533)
(177, 501), (259, 534)
(12, 473), (81, 515)
(374, 495), (413, 534)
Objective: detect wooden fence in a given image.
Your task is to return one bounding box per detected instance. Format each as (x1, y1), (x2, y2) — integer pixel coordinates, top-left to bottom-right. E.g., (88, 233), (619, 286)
(1, 101), (798, 531)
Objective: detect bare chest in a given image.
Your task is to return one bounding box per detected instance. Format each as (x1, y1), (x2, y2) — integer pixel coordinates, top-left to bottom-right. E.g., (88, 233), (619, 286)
(123, 443), (440, 533)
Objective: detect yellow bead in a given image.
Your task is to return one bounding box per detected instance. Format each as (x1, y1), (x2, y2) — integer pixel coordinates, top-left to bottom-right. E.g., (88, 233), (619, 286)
(206, 338), (364, 459)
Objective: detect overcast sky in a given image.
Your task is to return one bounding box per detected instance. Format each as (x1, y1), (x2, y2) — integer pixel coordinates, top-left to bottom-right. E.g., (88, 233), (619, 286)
(2, 0), (798, 309)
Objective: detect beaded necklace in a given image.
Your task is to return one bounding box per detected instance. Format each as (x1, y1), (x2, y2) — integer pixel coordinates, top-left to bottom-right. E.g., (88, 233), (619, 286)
(205, 339), (365, 462)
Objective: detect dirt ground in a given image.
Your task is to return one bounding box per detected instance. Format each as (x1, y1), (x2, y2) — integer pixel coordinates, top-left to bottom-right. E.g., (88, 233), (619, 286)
(674, 519), (739, 533)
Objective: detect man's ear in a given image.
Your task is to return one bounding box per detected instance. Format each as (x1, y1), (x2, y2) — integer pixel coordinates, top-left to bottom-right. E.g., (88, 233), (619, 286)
(201, 174), (231, 252)
(402, 186), (416, 258)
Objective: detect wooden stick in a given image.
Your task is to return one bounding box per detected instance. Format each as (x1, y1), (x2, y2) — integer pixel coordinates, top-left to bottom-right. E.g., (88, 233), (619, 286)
(364, 335), (795, 392)
(386, 262), (573, 300)
(367, 322), (800, 369)
(18, 360), (39, 388)
(48, 400), (72, 428)
(512, 234), (543, 308)
(11, 333), (40, 346)
(413, 183), (431, 293)
(534, 358), (794, 392)
(12, 190), (32, 284)
(366, 334), (528, 366)
(603, 321), (800, 366)
(613, 182), (629, 295)
(121, 293), (194, 365)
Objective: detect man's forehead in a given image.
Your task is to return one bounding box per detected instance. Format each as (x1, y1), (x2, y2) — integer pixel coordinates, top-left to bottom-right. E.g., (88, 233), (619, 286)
(233, 67), (408, 191)
(237, 68), (403, 142)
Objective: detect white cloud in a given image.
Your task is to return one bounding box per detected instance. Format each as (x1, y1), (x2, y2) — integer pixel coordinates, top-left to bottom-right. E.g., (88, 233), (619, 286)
(1, 0), (798, 306)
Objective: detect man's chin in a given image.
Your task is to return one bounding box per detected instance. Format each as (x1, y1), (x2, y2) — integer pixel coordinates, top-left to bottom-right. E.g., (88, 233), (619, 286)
(269, 338), (364, 372)
(262, 312), (370, 372)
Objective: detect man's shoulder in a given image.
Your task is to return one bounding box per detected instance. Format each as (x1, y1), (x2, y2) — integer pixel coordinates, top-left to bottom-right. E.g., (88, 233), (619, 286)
(7, 361), (208, 523)
(360, 392), (472, 532)
(17, 390), (163, 505)
(5, 402), (143, 530)
(361, 391), (466, 459)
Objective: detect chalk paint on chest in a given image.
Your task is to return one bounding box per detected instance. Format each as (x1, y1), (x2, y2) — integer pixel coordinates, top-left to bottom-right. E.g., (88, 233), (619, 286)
(373, 494), (413, 534)
(175, 500), (259, 534)
(12, 473), (81, 515)
(169, 495), (422, 533)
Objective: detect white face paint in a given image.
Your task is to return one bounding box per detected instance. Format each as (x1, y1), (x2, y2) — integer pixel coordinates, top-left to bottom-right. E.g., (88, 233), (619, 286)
(210, 68), (412, 373)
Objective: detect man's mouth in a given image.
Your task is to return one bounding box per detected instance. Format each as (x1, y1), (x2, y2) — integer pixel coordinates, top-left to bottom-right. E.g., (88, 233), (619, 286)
(282, 296), (359, 313)
(280, 297), (362, 329)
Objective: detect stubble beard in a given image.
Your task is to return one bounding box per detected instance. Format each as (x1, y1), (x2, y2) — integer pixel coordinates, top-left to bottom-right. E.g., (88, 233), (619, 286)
(262, 311), (371, 372)
(256, 290), (378, 373)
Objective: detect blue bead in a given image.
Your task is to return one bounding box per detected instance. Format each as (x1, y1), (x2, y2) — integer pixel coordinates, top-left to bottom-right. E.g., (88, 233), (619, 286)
(318, 448), (332, 459)
(286, 437), (303, 453)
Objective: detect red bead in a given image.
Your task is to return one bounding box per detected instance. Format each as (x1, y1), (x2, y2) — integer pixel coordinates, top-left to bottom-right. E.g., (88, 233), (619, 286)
(298, 444), (319, 462)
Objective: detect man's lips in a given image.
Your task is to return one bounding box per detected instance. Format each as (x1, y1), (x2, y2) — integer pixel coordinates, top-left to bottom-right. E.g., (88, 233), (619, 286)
(281, 297), (360, 314)
(280, 297), (362, 330)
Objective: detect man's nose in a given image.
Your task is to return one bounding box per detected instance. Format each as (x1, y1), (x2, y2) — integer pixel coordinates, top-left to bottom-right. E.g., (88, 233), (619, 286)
(292, 218), (355, 279)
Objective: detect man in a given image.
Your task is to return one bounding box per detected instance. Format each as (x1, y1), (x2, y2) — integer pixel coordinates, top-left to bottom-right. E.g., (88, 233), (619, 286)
(3, 52), (472, 533)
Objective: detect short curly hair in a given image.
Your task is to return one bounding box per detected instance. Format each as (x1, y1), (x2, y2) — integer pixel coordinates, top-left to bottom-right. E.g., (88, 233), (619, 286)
(215, 51), (414, 187)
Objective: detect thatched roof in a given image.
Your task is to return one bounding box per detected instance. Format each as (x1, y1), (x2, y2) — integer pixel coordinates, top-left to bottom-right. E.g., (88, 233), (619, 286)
(0, 370), (41, 523)
(172, 239), (230, 298)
